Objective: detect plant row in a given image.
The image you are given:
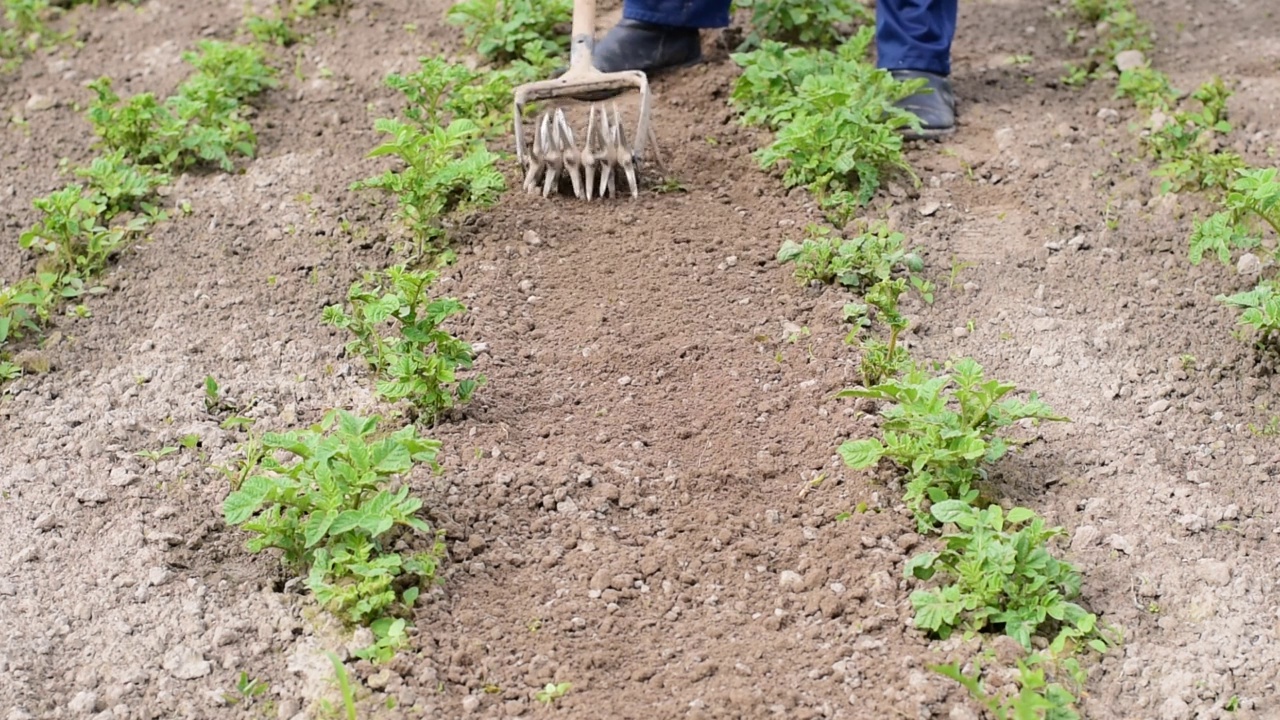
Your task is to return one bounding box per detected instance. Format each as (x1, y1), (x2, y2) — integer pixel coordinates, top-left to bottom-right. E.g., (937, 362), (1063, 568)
(221, 0), (574, 677)
(728, 15), (1115, 716)
(0, 39), (278, 381)
(1060, 0), (1280, 348)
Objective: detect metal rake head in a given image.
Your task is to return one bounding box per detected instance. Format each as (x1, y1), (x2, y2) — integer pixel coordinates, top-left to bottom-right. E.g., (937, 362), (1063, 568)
(520, 103), (640, 200)
(513, 70), (651, 200)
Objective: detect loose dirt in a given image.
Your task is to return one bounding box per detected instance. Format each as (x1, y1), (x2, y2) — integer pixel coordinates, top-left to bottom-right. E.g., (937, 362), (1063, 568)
(2, 1), (1279, 719)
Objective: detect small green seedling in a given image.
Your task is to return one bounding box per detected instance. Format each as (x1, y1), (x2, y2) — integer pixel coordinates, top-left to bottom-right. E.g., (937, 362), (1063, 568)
(136, 446), (178, 464)
(535, 682), (571, 706)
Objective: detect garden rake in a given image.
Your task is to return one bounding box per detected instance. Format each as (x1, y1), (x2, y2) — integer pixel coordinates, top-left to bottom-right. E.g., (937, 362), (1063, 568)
(512, 0), (652, 199)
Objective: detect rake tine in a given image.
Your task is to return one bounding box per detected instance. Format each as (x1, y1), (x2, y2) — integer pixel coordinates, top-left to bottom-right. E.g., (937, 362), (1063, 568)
(524, 112), (550, 194)
(542, 111), (564, 198)
(612, 104), (638, 199)
(554, 108), (584, 200)
(581, 105), (599, 201)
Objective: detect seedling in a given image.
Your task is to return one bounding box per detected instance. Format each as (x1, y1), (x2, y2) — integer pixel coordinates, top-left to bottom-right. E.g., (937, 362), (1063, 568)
(223, 671), (269, 705)
(136, 446), (179, 464)
(776, 222), (923, 293)
(353, 616), (409, 664)
(445, 0), (570, 64)
(322, 265), (485, 424)
(732, 0), (871, 50)
(535, 682), (571, 706)
(838, 357), (1068, 529)
(931, 653), (1081, 720)
(843, 278), (916, 386)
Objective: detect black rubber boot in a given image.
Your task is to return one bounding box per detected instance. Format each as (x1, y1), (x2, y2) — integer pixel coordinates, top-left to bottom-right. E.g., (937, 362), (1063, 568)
(890, 70), (956, 140)
(591, 18), (703, 74)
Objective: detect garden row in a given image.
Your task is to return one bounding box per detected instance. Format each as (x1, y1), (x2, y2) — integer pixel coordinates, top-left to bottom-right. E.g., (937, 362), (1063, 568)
(724, 9), (1123, 715)
(1062, 0), (1280, 347)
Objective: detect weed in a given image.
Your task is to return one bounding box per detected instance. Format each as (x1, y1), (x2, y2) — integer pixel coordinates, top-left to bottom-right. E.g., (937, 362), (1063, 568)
(905, 500), (1108, 652)
(838, 357), (1068, 530)
(445, 0), (570, 64)
(322, 264), (484, 423)
(223, 671), (269, 705)
(352, 616), (409, 664)
(136, 446), (179, 464)
(732, 0), (871, 50)
(535, 682), (571, 705)
(777, 222), (922, 292)
(243, 14), (299, 46)
(324, 652), (359, 720)
(730, 28), (925, 219)
(222, 409), (445, 627)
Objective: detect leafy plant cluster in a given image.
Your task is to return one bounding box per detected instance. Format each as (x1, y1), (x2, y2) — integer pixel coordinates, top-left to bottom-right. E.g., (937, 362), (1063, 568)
(1, 0), (139, 72)
(223, 409), (446, 663)
(730, 0), (872, 51)
(837, 357), (1107, 715)
(322, 264), (485, 424)
(1189, 168), (1280, 342)
(1058, 0), (1152, 86)
(729, 27), (927, 224)
(1, 39), (279, 384)
(445, 0), (570, 65)
(87, 40), (278, 172)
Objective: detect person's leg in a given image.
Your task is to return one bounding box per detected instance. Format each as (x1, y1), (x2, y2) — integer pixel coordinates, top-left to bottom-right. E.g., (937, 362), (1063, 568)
(622, 0), (731, 28)
(876, 0), (959, 136)
(592, 0), (732, 73)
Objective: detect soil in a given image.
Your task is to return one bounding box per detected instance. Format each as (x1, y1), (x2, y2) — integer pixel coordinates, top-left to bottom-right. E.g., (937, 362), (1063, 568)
(2, 0), (1280, 719)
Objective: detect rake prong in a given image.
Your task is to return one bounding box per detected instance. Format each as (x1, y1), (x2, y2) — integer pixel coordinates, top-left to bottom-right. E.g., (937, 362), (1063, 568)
(580, 105), (600, 201)
(542, 110), (565, 198)
(524, 112), (549, 194)
(554, 108), (584, 200)
(610, 104), (638, 198)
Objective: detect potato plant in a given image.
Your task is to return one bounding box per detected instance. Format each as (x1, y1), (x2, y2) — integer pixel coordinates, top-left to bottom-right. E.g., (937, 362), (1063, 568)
(730, 27), (926, 222)
(223, 410), (446, 656)
(322, 264), (485, 424)
(445, 0), (570, 65)
(731, 0), (871, 50)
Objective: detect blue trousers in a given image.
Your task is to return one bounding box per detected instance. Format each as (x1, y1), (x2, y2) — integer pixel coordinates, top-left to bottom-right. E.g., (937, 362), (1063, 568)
(622, 0), (957, 76)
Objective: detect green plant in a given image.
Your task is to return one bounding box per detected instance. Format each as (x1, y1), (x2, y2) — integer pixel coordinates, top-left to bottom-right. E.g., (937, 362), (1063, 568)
(933, 653), (1081, 720)
(730, 28), (925, 219)
(837, 357), (1068, 530)
(322, 265), (484, 423)
(732, 0), (871, 50)
(445, 0), (570, 64)
(843, 278), (914, 386)
(351, 118), (504, 253)
(243, 14), (299, 46)
(1144, 77), (1244, 194)
(86, 41), (276, 172)
(224, 671), (270, 705)
(777, 222), (922, 291)
(325, 652), (359, 720)
(535, 682), (571, 705)
(383, 55), (548, 136)
(222, 409), (445, 626)
(353, 616), (410, 664)
(905, 500), (1106, 652)
(1115, 67), (1178, 111)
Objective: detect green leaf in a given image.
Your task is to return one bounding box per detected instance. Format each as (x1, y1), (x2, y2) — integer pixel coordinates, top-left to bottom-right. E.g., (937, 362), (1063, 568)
(838, 438), (884, 469)
(1006, 507), (1037, 525)
(223, 474), (272, 525)
(304, 510), (336, 548)
(929, 499), (973, 525)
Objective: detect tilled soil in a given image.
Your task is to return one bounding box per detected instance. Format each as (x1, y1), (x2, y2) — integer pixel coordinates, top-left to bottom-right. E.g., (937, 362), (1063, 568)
(2, 0), (1280, 719)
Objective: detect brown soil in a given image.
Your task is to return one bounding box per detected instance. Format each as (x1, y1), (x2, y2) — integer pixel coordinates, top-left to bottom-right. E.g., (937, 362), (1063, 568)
(2, 1), (1279, 719)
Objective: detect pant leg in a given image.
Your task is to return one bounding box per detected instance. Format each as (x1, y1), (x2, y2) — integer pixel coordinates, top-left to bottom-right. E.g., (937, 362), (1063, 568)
(875, 0), (958, 76)
(623, 0), (732, 28)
